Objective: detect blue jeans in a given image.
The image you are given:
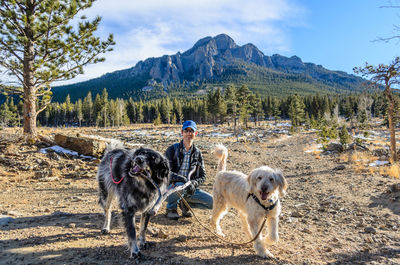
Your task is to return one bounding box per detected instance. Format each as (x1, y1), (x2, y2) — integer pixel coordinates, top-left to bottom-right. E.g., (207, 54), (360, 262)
(166, 182), (213, 210)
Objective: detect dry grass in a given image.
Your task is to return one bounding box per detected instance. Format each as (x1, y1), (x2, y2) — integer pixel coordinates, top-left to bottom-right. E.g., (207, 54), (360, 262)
(304, 143), (322, 159)
(0, 128), (24, 142)
(380, 163), (400, 178)
(339, 150), (400, 178)
(339, 151), (379, 173)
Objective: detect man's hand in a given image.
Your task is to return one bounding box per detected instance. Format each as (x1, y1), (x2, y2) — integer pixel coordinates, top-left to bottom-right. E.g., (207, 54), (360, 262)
(185, 183), (196, 196)
(185, 180), (198, 196)
(170, 173), (188, 183)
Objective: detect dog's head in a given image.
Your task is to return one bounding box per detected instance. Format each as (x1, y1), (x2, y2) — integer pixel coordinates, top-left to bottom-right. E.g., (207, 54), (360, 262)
(129, 147), (169, 183)
(248, 166), (287, 200)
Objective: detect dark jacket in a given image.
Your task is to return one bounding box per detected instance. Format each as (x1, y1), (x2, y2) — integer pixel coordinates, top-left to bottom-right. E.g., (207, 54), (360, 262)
(165, 140), (206, 188)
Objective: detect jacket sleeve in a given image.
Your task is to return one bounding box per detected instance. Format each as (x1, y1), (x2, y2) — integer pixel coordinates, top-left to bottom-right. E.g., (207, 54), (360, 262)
(192, 151), (206, 188)
(165, 145), (175, 169)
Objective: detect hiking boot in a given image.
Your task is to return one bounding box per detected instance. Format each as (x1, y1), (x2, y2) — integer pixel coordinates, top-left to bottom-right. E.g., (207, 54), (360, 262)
(179, 201), (193, 218)
(166, 209), (180, 220)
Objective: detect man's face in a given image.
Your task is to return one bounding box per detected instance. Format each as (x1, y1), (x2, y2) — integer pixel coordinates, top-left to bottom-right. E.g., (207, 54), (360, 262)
(182, 128), (197, 142)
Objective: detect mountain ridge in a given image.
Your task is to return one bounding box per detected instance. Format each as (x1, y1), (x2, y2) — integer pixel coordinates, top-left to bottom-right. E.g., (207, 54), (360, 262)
(52, 33), (367, 102)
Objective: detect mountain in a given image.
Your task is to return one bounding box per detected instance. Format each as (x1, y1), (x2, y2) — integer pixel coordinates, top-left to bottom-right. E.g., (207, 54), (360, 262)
(52, 33), (367, 102)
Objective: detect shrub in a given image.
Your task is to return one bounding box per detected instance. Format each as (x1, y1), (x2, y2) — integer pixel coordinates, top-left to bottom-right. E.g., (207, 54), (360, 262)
(339, 125), (352, 147)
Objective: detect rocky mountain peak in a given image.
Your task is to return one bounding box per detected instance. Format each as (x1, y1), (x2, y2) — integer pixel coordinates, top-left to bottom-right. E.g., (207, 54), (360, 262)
(184, 33), (238, 56)
(52, 33), (366, 102)
(213, 33), (238, 50)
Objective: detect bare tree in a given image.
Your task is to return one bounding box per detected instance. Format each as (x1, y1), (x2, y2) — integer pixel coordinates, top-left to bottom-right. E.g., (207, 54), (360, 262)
(354, 57), (400, 162)
(376, 1), (400, 42)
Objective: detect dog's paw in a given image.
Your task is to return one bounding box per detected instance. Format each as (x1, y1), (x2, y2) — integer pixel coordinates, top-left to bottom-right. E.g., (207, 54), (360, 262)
(101, 228), (110, 234)
(140, 241), (155, 249)
(258, 249), (274, 259)
(216, 230), (225, 237)
(129, 251), (142, 260)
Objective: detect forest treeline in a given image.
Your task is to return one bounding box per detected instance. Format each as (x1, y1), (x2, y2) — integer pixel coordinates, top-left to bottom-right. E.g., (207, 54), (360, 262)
(0, 83), (396, 129)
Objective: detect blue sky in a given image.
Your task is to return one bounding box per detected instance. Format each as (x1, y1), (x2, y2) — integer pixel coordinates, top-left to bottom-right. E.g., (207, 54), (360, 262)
(59, 0), (400, 85)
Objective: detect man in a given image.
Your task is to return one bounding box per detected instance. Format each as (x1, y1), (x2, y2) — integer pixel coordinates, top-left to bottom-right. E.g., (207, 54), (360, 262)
(165, 120), (213, 220)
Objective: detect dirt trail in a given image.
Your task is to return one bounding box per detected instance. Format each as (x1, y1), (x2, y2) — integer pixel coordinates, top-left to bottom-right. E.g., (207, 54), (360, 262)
(0, 126), (399, 265)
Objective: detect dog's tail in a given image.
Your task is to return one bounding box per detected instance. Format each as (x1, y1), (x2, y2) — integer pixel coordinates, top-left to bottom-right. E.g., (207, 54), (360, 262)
(213, 144), (228, 172)
(105, 139), (125, 152)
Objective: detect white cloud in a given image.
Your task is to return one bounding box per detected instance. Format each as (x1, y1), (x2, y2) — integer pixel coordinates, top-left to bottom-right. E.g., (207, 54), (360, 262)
(58, 0), (306, 85)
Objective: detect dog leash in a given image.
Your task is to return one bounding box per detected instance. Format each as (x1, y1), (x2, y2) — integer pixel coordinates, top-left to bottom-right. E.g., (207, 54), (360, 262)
(176, 192), (269, 246)
(140, 171), (193, 215)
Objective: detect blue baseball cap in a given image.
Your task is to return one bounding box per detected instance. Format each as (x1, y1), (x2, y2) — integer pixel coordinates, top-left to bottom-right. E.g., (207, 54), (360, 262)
(182, 120), (197, 132)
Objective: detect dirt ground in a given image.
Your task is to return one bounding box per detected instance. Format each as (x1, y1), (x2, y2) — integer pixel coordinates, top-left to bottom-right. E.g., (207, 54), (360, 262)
(0, 124), (399, 265)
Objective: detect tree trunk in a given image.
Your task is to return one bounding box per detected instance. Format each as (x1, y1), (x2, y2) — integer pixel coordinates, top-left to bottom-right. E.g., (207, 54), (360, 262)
(23, 88), (37, 141)
(23, 9), (37, 142)
(386, 82), (397, 162)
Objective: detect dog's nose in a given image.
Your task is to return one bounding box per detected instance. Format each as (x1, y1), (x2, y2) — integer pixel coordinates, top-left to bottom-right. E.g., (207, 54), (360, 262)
(135, 157), (143, 164)
(261, 186), (269, 192)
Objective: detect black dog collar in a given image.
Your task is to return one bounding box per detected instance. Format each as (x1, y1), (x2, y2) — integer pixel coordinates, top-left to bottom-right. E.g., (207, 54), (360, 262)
(247, 193), (278, 212)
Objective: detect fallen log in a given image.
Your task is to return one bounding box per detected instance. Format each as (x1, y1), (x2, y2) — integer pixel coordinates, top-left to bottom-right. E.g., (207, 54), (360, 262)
(54, 133), (110, 157)
(38, 134), (57, 146)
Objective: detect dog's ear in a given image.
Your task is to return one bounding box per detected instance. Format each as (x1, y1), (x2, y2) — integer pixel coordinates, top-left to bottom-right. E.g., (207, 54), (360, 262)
(155, 156), (170, 181)
(133, 147), (144, 156)
(247, 171), (256, 193)
(274, 170), (287, 197)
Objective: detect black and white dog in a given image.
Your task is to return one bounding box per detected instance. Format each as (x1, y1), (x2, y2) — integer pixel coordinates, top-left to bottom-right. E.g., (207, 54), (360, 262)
(96, 141), (170, 259)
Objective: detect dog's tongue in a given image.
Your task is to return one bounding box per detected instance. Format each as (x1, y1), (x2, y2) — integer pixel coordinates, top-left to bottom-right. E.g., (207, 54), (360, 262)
(260, 192), (268, 200)
(132, 165), (141, 174)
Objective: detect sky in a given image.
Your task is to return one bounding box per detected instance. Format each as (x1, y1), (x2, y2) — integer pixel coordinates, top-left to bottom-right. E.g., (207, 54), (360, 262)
(57, 0), (400, 85)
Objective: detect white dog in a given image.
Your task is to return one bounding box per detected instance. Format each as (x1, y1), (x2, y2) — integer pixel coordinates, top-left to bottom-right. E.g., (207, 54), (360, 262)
(210, 144), (288, 258)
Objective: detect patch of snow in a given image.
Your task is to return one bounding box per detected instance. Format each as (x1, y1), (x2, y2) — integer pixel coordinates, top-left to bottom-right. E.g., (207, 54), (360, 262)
(205, 132), (233, 137)
(305, 144), (323, 153)
(275, 123), (291, 127)
(369, 160), (389, 167)
(40, 146), (94, 159)
(162, 131), (178, 137)
(132, 129), (151, 136)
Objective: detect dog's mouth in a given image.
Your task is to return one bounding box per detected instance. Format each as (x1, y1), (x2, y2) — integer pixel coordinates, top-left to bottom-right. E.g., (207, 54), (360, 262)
(129, 164), (143, 175)
(129, 161), (150, 177)
(260, 191), (269, 201)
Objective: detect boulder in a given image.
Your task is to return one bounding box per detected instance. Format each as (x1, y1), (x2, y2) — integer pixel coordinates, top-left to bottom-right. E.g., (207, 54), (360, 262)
(325, 143), (344, 153)
(54, 134), (109, 157)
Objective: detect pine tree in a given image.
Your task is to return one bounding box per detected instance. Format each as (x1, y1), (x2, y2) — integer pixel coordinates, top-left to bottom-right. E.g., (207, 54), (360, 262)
(82, 91), (93, 125)
(271, 97), (281, 124)
(75, 99), (83, 126)
(93, 93), (102, 125)
(153, 110), (162, 126)
(159, 97), (172, 124)
(126, 98), (136, 123)
(339, 125), (352, 148)
(102, 89), (110, 127)
(107, 99), (115, 127)
(0, 100), (16, 126)
(0, 0), (114, 140)
(172, 99), (183, 124)
(136, 100), (144, 123)
(236, 85), (251, 127)
(288, 94), (305, 127)
(224, 84), (238, 126)
(64, 94), (73, 124)
(248, 93), (263, 126)
(207, 88), (226, 123)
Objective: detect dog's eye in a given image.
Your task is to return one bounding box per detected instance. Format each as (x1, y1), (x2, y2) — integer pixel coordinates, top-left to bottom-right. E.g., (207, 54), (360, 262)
(270, 177), (274, 182)
(257, 176), (262, 180)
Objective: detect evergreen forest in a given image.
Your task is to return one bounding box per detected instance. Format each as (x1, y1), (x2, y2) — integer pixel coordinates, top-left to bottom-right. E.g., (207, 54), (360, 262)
(0, 84), (396, 130)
